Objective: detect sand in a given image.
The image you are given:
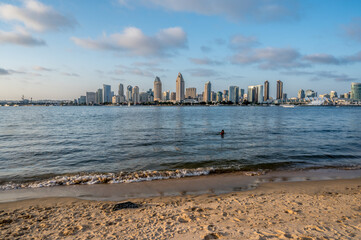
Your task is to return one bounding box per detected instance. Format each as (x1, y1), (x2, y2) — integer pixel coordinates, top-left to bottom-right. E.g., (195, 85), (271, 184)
(1, 178), (361, 240)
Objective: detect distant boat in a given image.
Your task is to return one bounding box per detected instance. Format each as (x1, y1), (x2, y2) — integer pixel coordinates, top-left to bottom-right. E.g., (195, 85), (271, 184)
(281, 105), (295, 108)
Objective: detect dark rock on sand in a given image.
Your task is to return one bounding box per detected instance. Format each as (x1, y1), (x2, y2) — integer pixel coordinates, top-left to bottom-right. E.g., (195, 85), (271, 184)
(112, 202), (140, 211)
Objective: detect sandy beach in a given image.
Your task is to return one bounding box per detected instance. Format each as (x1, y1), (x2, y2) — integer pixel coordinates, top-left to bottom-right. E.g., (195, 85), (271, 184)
(1, 177), (360, 239)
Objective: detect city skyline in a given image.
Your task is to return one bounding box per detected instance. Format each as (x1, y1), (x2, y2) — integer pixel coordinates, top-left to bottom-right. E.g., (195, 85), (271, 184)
(1, 0), (361, 100)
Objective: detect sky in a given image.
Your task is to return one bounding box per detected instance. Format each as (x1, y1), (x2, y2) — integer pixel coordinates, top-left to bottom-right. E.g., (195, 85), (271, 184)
(0, 0), (361, 100)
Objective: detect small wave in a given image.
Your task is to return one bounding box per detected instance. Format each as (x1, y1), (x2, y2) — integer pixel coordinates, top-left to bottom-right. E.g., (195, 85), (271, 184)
(0, 168), (266, 191)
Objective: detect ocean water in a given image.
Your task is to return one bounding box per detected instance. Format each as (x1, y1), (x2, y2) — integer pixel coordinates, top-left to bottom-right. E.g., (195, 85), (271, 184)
(0, 106), (360, 190)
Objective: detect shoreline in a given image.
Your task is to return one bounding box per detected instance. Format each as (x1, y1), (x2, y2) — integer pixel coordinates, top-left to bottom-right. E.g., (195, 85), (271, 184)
(1, 177), (361, 239)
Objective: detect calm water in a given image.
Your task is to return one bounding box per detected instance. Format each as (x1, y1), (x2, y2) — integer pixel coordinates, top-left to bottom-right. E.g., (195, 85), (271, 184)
(0, 106), (361, 189)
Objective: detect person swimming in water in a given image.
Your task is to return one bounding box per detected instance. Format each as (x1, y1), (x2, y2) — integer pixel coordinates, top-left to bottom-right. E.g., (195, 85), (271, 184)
(220, 130), (225, 136)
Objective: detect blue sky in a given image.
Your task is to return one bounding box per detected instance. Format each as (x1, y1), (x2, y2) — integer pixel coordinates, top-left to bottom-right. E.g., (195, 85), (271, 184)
(0, 0), (360, 100)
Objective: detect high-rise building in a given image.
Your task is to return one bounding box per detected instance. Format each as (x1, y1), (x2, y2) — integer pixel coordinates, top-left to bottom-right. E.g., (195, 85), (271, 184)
(132, 86), (140, 104)
(298, 89), (305, 99)
(256, 85), (264, 104)
(264, 81), (269, 101)
(95, 88), (103, 104)
(223, 90), (229, 101)
(276, 80), (283, 100)
(228, 86), (239, 103)
(103, 84), (111, 103)
(118, 84), (124, 97)
(204, 81), (211, 102)
(78, 96), (86, 105)
(351, 82), (361, 100)
(154, 76), (162, 101)
(247, 86), (256, 103)
(239, 89), (245, 101)
(216, 92), (223, 102)
(86, 92), (96, 105)
(282, 93), (288, 100)
(176, 72), (185, 102)
(305, 89), (317, 98)
(170, 92), (176, 101)
(163, 91), (170, 101)
(126, 85), (133, 102)
(185, 88), (197, 99)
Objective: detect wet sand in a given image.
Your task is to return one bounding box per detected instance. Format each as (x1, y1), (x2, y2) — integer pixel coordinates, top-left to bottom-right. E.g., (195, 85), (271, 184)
(1, 177), (361, 239)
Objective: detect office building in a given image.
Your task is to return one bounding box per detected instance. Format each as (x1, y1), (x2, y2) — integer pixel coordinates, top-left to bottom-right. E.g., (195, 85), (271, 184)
(102, 84), (111, 103)
(95, 88), (103, 104)
(305, 89), (317, 98)
(204, 81), (211, 102)
(154, 77), (162, 101)
(185, 88), (197, 99)
(216, 92), (223, 102)
(228, 86), (239, 103)
(126, 85), (133, 102)
(118, 84), (124, 97)
(247, 86), (256, 103)
(298, 89), (305, 99)
(132, 86), (140, 104)
(276, 80), (283, 100)
(86, 92), (96, 105)
(163, 91), (170, 101)
(170, 92), (176, 101)
(176, 72), (185, 102)
(351, 82), (361, 100)
(282, 93), (287, 100)
(264, 81), (269, 101)
(239, 88), (245, 101)
(78, 96), (86, 105)
(256, 85), (264, 104)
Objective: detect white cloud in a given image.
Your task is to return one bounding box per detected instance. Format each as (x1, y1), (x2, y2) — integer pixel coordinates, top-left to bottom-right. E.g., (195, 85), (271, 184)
(282, 70), (358, 82)
(229, 34), (259, 49)
(0, 0), (76, 32)
(0, 28), (45, 46)
(187, 68), (219, 77)
(72, 27), (187, 57)
(0, 68), (10, 75)
(33, 66), (53, 71)
(231, 47), (308, 70)
(114, 65), (155, 77)
(189, 57), (223, 65)
(119, 0), (300, 22)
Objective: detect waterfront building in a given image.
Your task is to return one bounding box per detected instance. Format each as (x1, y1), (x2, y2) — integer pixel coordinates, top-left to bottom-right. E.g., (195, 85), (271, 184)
(132, 86), (140, 104)
(256, 85), (264, 104)
(95, 88), (103, 104)
(239, 88), (245, 101)
(176, 72), (185, 102)
(163, 91), (170, 101)
(154, 77), (162, 101)
(344, 92), (350, 99)
(118, 84), (124, 97)
(204, 81), (211, 102)
(330, 91), (338, 99)
(320, 94), (330, 98)
(276, 80), (283, 100)
(351, 82), (361, 100)
(78, 96), (86, 105)
(305, 89), (317, 98)
(170, 92), (176, 101)
(211, 91), (217, 102)
(126, 85), (133, 102)
(185, 88), (197, 99)
(264, 81), (269, 101)
(298, 89), (305, 99)
(247, 86), (256, 103)
(86, 92), (96, 105)
(228, 86), (239, 103)
(282, 93), (288, 101)
(102, 84), (111, 103)
(216, 91), (223, 102)
(223, 90), (229, 101)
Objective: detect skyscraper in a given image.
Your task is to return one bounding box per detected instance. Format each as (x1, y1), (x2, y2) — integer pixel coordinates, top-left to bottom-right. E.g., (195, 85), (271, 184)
(256, 85), (264, 104)
(247, 86), (256, 103)
(204, 81), (211, 102)
(351, 82), (361, 100)
(126, 85), (133, 102)
(330, 91), (338, 99)
(162, 91), (170, 101)
(239, 88), (245, 101)
(228, 86), (239, 103)
(153, 76), (162, 101)
(118, 83), (124, 97)
(96, 88), (103, 104)
(86, 92), (96, 105)
(103, 84), (111, 103)
(132, 86), (140, 104)
(276, 80), (283, 100)
(185, 88), (197, 99)
(298, 89), (305, 99)
(264, 80), (269, 101)
(176, 72), (185, 102)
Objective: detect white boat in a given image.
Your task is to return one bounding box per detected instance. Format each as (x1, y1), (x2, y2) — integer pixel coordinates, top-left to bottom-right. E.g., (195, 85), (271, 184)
(281, 105), (295, 108)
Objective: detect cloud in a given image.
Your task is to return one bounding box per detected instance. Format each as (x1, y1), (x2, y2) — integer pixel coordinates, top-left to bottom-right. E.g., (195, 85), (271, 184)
(119, 0), (300, 22)
(114, 65), (155, 77)
(62, 72), (79, 77)
(303, 51), (361, 65)
(283, 70), (358, 82)
(229, 34), (259, 49)
(187, 68), (219, 77)
(231, 47), (308, 70)
(189, 57), (223, 65)
(0, 28), (45, 46)
(343, 18), (361, 43)
(33, 66), (53, 71)
(200, 45), (212, 53)
(0, 0), (76, 32)
(72, 27), (187, 57)
(0, 68), (10, 75)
